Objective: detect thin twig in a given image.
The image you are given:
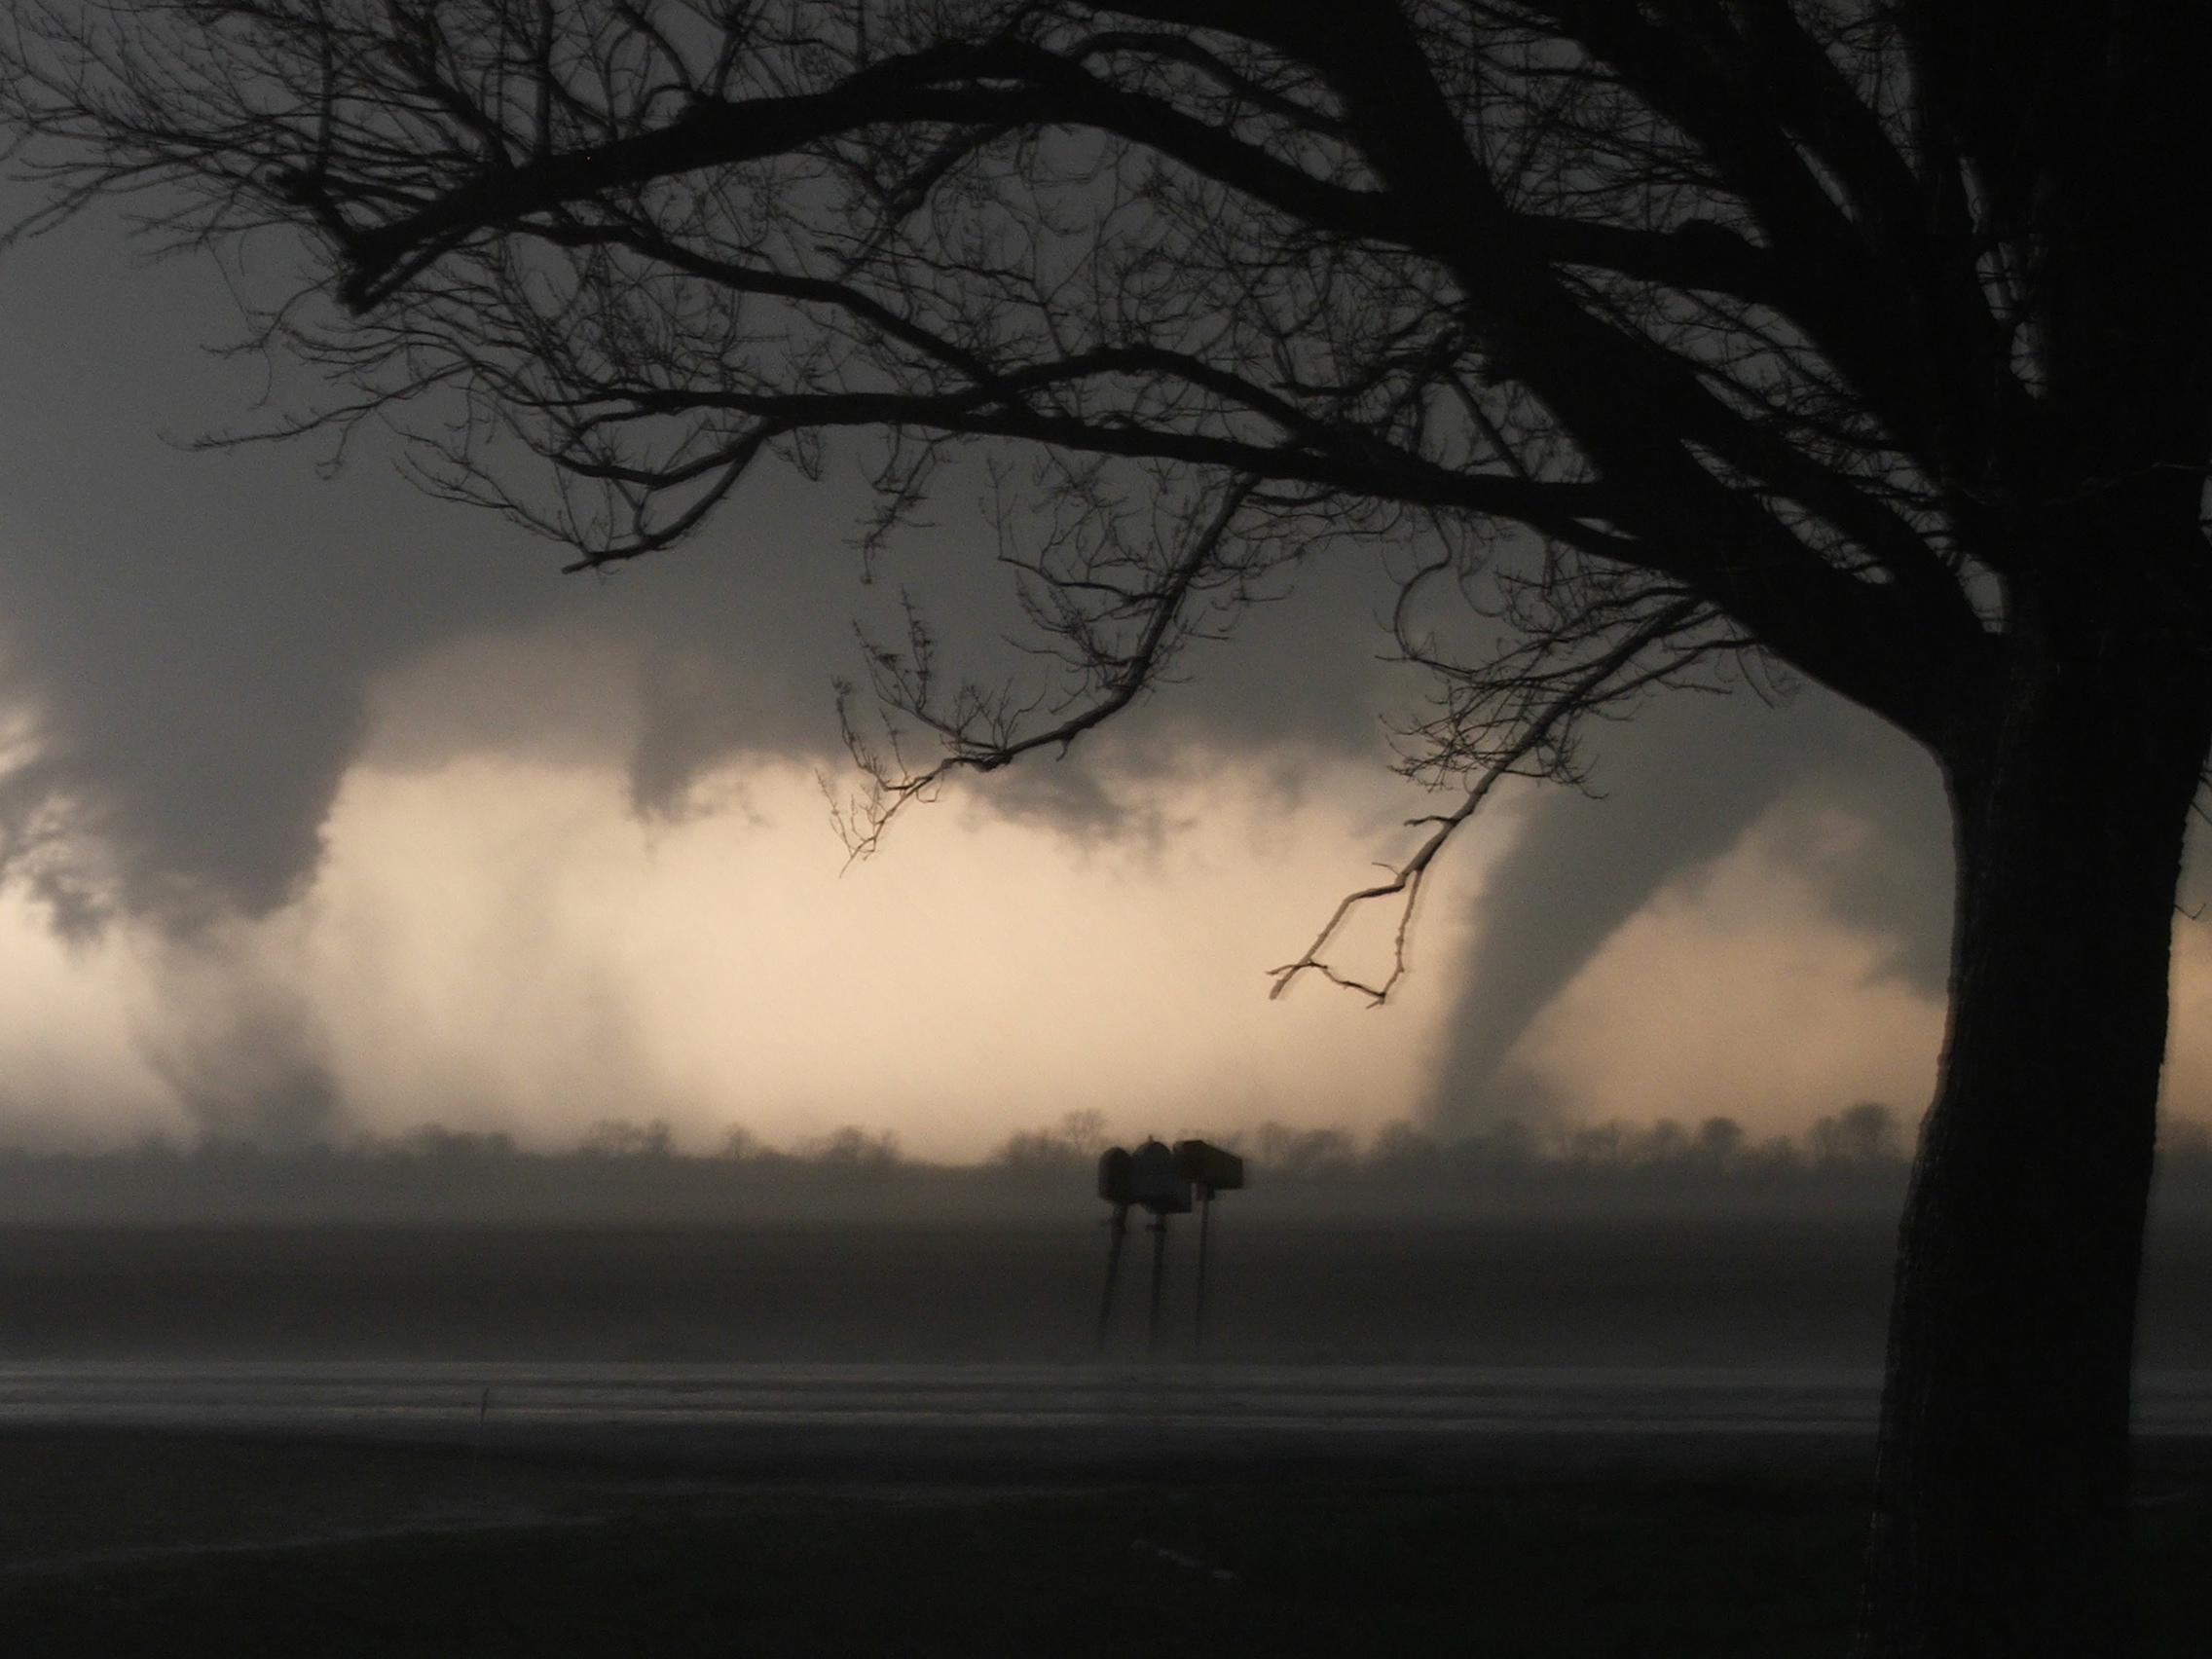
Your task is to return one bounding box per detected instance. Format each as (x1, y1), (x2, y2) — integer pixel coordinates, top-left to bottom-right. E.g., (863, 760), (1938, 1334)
(1268, 597), (1702, 1004)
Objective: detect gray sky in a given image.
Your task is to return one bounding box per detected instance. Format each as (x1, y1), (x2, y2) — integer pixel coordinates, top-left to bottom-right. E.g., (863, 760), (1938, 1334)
(0, 197), (2157, 1159)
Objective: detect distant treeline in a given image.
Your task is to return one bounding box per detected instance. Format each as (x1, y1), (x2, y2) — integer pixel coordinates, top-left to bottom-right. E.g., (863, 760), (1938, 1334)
(0, 1105), (2206, 1224)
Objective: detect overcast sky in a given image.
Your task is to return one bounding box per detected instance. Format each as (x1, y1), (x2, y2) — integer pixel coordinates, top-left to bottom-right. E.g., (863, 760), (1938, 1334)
(2, 203), (2207, 1160)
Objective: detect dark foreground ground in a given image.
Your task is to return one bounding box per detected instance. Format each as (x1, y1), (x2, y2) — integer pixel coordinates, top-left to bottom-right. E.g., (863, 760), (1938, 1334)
(0, 1225), (2205, 1654)
(0, 1430), (2206, 1658)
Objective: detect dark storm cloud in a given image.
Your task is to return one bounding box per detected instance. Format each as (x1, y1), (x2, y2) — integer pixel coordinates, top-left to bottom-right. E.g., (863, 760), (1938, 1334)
(0, 209), (897, 928)
(0, 208), (943, 1136)
(0, 206), (1960, 1144)
(0, 205), (1400, 913)
(1, 222), (531, 924)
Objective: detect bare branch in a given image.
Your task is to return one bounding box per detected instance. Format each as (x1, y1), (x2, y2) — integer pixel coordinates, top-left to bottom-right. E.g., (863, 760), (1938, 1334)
(1267, 594), (1705, 1004)
(830, 472), (1262, 857)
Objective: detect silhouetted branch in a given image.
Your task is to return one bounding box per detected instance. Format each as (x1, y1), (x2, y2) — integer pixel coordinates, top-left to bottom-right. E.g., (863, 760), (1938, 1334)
(1268, 594), (1705, 1004)
(0, 0), (2004, 746)
(830, 472), (1260, 856)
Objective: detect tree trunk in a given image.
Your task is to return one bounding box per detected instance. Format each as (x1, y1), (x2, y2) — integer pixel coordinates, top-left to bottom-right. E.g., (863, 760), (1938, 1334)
(1857, 616), (2212, 1656)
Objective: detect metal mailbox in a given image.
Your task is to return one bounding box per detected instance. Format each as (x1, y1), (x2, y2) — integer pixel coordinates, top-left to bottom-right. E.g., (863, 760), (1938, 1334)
(1126, 1137), (1192, 1214)
(1096, 1145), (1133, 1205)
(1173, 1139), (1244, 1195)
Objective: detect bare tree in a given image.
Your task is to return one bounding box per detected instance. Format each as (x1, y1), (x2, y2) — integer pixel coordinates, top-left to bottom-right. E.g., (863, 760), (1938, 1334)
(8, 3), (2211, 1650)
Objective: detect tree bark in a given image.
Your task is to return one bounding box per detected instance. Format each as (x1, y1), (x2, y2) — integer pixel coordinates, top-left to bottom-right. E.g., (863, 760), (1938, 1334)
(1858, 602), (2212, 1656)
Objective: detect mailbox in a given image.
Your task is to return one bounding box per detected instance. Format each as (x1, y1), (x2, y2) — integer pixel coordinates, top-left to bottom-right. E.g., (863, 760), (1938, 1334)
(1127, 1137), (1192, 1214)
(1174, 1139), (1244, 1196)
(1092, 1136), (1238, 1359)
(1097, 1146), (1133, 1205)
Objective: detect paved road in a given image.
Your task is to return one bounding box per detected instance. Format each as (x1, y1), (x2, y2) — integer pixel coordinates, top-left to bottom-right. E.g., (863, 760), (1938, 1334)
(3, 1362), (2208, 1462)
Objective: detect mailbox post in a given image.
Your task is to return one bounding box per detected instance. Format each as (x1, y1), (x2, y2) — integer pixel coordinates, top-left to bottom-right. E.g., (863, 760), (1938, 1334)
(1126, 1139), (1191, 1357)
(1175, 1140), (1245, 1359)
(1094, 1147), (1133, 1356)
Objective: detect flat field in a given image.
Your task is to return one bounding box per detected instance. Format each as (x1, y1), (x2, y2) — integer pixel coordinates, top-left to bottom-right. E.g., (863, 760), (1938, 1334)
(6, 1217), (2208, 1364)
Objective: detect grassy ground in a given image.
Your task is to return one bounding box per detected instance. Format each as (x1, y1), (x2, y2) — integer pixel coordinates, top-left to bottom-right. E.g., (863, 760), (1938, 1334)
(2, 1456), (2207, 1658)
